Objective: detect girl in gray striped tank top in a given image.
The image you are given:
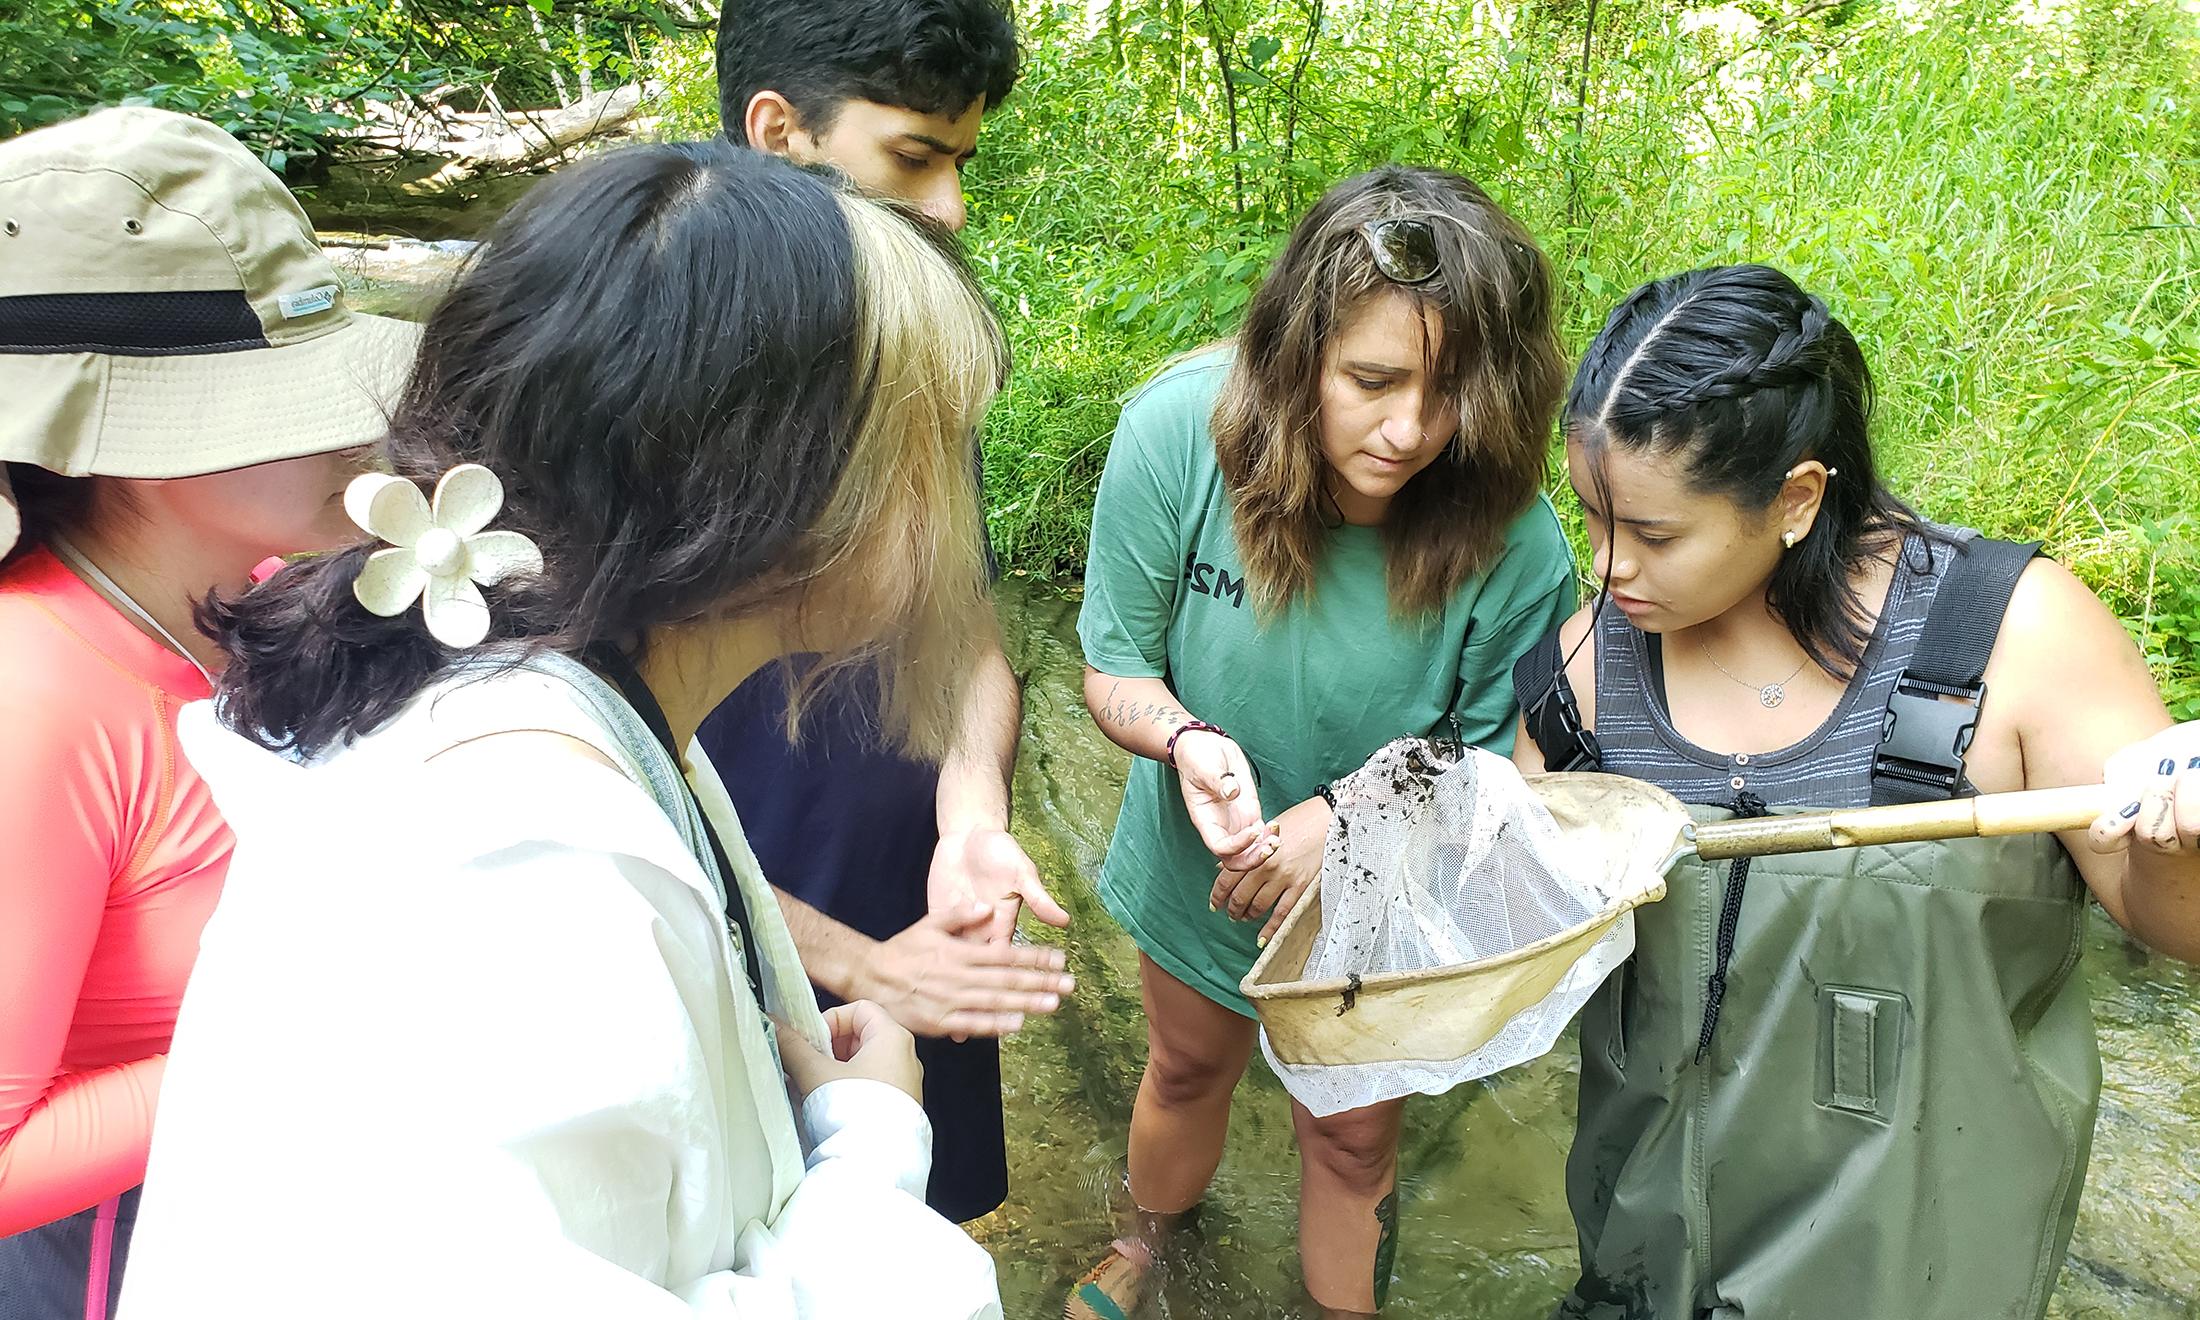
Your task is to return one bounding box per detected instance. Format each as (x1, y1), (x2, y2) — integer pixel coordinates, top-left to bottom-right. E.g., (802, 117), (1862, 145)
(1511, 264), (2200, 1320)
(1587, 524), (1970, 809)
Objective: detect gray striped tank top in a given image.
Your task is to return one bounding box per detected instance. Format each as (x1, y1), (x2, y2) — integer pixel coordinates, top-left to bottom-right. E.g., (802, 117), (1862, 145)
(1590, 526), (1974, 809)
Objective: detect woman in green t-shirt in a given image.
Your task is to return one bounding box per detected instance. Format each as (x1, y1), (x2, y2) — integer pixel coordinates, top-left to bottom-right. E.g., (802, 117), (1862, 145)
(1069, 165), (1577, 1319)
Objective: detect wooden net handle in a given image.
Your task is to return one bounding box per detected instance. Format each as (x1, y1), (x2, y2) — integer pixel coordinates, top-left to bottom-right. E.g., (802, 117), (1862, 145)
(1687, 783), (2111, 860)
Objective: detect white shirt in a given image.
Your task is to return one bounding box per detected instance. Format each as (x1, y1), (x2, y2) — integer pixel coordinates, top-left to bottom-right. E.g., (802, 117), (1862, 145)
(119, 665), (1002, 1319)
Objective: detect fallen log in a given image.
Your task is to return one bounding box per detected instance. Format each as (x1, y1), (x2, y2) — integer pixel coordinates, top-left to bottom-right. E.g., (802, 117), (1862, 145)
(337, 82), (659, 189)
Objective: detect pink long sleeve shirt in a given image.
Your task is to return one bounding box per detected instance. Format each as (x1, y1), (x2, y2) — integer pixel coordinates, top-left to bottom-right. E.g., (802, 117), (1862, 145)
(0, 546), (227, 1234)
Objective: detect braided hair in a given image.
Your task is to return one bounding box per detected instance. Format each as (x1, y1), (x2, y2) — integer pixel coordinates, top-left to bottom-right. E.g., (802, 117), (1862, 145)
(1568, 264), (1943, 677)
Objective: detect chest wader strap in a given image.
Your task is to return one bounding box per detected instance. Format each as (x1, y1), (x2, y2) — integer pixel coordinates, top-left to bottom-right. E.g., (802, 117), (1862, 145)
(1696, 791), (1770, 1061)
(1870, 537), (2041, 806)
(1513, 623), (1602, 771)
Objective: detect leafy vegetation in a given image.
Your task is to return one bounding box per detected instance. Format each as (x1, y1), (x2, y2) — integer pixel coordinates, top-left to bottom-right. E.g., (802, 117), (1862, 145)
(946, 0), (2200, 714)
(1, 0), (707, 173)
(8, 0), (2197, 710)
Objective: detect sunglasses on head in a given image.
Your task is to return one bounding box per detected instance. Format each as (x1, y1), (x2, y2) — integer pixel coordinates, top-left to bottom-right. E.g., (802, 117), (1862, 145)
(1361, 216), (1444, 286)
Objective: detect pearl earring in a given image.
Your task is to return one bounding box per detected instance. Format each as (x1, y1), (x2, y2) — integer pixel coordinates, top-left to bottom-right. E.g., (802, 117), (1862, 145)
(1782, 530), (1799, 549)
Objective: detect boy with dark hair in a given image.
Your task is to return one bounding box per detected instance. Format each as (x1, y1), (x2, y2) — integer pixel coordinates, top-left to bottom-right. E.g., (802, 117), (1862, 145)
(701, 0), (1069, 1226)
(717, 0), (1021, 230)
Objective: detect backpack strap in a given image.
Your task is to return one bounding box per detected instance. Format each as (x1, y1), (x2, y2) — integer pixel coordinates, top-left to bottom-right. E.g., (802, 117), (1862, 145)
(1512, 623), (1602, 772)
(518, 647), (769, 1005)
(1869, 536), (2041, 805)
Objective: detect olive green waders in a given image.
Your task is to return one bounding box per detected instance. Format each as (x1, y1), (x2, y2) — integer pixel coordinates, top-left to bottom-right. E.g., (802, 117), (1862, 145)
(1556, 816), (2096, 1320)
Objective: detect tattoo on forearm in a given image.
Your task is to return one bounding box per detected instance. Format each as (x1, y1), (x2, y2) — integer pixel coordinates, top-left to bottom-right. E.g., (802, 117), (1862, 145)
(1099, 680), (1184, 732)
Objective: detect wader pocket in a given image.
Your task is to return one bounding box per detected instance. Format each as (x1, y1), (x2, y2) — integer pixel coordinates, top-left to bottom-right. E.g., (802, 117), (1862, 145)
(1815, 986), (1906, 1120)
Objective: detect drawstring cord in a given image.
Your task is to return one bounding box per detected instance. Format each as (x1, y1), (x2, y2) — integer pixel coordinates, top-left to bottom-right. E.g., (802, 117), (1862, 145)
(1694, 791), (1768, 1064)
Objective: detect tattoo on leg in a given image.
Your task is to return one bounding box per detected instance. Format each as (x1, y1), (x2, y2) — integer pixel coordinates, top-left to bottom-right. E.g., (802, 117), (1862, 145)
(1371, 1190), (1399, 1310)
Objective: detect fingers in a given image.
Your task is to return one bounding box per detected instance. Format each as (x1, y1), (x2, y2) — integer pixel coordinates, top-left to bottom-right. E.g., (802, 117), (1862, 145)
(983, 896), (1023, 945)
(1217, 827), (1280, 873)
(1210, 849), (1275, 914)
(932, 976), (1073, 1038)
(2134, 755), (2200, 854)
(1258, 883), (1305, 945)
(2089, 795), (2140, 852)
(830, 999), (904, 1045)
(2135, 763), (2183, 854)
(772, 1019), (833, 1094)
(940, 945), (1076, 1002)
(1239, 870), (1292, 922)
(1216, 864), (1288, 921)
(1195, 815), (1270, 863)
(927, 901), (999, 939)
(1019, 875), (1073, 929)
(2095, 755), (2200, 855)
(773, 1018), (826, 1063)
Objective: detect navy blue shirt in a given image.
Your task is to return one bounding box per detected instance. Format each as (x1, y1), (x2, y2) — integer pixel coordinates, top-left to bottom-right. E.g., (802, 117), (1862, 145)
(696, 663), (1007, 1222)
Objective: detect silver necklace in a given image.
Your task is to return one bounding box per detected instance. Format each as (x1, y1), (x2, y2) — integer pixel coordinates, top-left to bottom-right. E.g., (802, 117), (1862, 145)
(47, 533), (216, 688)
(1696, 635), (1807, 709)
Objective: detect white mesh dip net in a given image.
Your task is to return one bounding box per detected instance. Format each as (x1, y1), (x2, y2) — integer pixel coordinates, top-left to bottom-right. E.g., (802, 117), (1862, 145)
(1259, 738), (1658, 1117)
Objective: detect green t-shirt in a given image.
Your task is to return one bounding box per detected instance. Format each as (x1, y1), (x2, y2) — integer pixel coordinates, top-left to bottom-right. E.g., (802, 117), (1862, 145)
(1077, 350), (1576, 1015)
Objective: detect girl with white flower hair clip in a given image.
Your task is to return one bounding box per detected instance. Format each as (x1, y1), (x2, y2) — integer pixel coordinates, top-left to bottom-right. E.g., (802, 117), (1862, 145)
(120, 140), (1022, 1319)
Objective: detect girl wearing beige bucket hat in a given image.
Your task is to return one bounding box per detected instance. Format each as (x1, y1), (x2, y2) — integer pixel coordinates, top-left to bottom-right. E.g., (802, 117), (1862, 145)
(0, 105), (417, 1320)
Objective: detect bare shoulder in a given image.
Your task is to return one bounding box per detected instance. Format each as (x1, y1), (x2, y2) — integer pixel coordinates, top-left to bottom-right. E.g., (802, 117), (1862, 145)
(1979, 557), (2167, 789)
(1992, 558), (2147, 686)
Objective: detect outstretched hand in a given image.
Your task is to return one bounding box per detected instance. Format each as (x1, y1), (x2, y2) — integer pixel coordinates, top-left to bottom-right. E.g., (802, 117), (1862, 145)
(862, 902), (1075, 1041)
(928, 826), (1071, 944)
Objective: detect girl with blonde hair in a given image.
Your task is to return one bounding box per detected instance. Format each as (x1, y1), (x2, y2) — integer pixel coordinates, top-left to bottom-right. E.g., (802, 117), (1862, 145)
(118, 141), (1043, 1318)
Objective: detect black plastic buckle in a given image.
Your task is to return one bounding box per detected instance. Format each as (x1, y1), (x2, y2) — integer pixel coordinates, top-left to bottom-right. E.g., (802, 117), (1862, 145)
(1547, 682), (1603, 772)
(1873, 676), (1984, 797)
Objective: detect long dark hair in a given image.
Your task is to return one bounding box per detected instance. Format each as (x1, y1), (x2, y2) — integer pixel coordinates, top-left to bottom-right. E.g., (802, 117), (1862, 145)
(205, 139), (1004, 758)
(1568, 263), (1942, 676)
(1210, 165), (1565, 618)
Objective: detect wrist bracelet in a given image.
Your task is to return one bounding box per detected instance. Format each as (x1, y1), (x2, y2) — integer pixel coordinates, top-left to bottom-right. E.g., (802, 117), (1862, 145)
(1165, 720), (1228, 769)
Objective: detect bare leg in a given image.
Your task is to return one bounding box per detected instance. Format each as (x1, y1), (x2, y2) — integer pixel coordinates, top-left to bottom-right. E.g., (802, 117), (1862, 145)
(1068, 956), (1258, 1318)
(1126, 952), (1258, 1215)
(1292, 1096), (1406, 1313)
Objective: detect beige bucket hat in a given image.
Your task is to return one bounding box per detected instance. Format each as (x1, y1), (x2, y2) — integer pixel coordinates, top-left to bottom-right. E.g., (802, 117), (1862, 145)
(0, 106), (422, 556)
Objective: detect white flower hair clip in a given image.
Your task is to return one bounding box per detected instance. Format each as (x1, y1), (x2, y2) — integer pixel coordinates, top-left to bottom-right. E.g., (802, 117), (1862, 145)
(344, 464), (544, 648)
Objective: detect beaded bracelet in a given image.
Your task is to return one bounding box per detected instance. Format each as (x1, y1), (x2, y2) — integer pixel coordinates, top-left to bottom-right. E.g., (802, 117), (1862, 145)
(1164, 719), (1229, 769)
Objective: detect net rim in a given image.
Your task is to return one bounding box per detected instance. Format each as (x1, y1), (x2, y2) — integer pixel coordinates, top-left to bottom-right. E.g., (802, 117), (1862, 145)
(1241, 879), (1661, 1003)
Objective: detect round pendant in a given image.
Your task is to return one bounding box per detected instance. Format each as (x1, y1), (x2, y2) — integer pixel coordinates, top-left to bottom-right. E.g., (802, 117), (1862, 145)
(1758, 684), (1786, 709)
